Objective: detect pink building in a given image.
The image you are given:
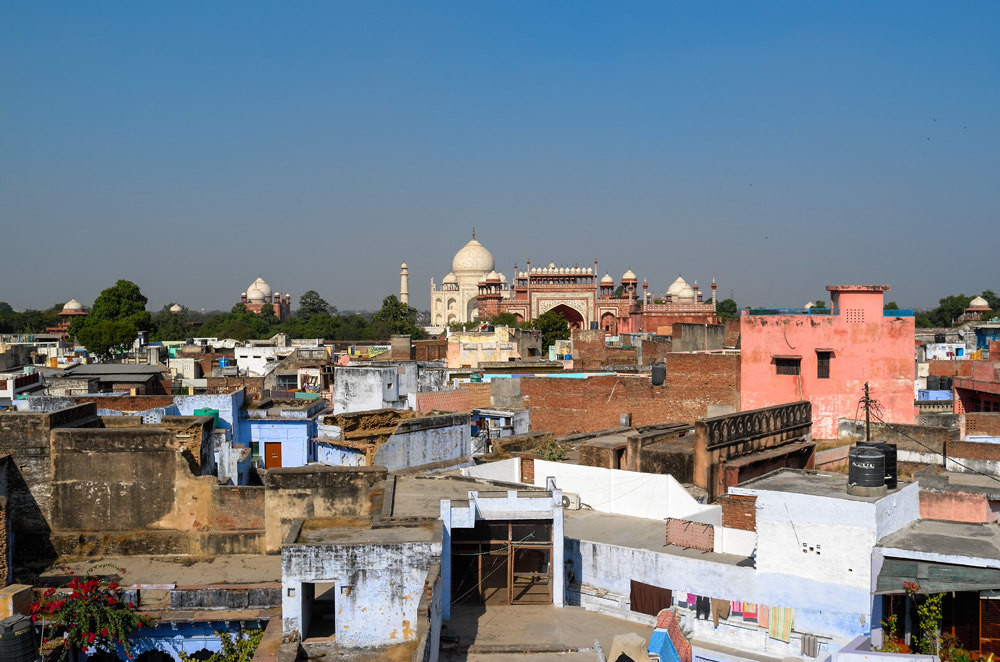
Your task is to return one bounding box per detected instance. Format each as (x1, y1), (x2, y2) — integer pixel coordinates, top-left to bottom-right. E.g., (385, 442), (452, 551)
(740, 284), (915, 439)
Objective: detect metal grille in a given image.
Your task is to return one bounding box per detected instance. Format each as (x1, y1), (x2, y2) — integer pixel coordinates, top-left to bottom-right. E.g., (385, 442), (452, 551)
(817, 352), (831, 379)
(982, 598), (1000, 654)
(776, 358), (800, 375)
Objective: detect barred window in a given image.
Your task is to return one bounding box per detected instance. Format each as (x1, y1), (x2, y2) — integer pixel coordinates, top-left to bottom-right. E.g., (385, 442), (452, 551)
(817, 352), (831, 379)
(775, 358), (800, 375)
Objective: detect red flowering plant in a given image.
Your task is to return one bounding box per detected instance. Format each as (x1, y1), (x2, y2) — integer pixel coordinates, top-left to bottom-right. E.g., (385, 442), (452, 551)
(29, 564), (154, 661)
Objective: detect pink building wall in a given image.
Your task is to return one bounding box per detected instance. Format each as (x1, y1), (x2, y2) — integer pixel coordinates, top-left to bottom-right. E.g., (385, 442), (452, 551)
(740, 285), (916, 439)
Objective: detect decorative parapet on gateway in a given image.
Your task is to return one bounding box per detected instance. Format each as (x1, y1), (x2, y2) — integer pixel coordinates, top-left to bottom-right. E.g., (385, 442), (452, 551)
(702, 401), (811, 451)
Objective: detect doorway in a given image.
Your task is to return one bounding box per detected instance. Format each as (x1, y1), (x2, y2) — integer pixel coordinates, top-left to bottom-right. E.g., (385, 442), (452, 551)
(451, 519), (553, 606)
(264, 442), (282, 469)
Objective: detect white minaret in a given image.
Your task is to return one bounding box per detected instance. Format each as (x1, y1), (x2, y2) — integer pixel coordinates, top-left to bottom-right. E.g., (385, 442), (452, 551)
(400, 262), (409, 304)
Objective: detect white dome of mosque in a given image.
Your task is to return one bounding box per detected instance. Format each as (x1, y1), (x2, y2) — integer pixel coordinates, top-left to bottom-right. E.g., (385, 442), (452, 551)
(246, 276), (272, 302)
(677, 285), (695, 301)
(969, 296), (990, 308)
(452, 238), (495, 275)
(499, 272), (507, 283)
(169, 303), (183, 314)
(62, 298), (84, 313)
(667, 276), (690, 298)
(622, 268), (637, 281)
(601, 273), (615, 285)
(485, 270), (501, 282)
(442, 272), (459, 285)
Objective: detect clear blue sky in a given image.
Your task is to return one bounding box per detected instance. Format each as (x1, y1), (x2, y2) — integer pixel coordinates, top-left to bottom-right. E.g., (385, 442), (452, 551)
(2, 2), (997, 313)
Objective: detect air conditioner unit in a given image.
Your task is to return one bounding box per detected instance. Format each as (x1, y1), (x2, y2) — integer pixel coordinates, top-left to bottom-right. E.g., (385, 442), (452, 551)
(562, 493), (581, 510)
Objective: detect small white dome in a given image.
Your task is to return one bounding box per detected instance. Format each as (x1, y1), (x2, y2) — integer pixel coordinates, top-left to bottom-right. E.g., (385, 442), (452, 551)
(247, 276), (272, 302)
(601, 273), (615, 285)
(169, 303), (183, 314)
(453, 238), (495, 275)
(548, 262), (556, 269)
(622, 268), (637, 281)
(443, 272), (459, 284)
(969, 296), (990, 308)
(499, 272), (507, 283)
(485, 270), (501, 282)
(400, 262), (408, 269)
(62, 298), (84, 312)
(677, 285), (695, 301)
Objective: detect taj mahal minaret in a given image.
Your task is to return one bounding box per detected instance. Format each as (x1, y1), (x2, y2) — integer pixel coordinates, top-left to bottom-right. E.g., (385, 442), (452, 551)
(400, 262), (409, 305)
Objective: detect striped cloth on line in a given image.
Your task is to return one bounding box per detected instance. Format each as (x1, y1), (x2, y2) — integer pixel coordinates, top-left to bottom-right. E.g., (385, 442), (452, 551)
(768, 606), (794, 642)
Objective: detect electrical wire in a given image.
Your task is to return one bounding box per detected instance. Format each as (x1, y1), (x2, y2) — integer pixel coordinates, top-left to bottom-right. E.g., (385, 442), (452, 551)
(453, 532), (535, 556)
(869, 408), (1000, 486)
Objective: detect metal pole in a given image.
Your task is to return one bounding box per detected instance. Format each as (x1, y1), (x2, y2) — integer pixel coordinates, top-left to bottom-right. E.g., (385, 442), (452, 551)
(864, 382), (871, 442)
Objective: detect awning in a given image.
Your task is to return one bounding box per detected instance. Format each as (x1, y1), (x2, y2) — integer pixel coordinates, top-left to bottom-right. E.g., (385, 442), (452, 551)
(771, 355), (801, 360)
(876, 558), (1000, 594)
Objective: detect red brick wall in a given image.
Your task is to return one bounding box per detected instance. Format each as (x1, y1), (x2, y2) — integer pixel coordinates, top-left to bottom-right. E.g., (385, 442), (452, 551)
(72, 395), (176, 411)
(719, 494), (757, 531)
(928, 360), (972, 378)
(522, 354), (740, 436)
(520, 456), (534, 483)
(458, 382), (492, 409)
(724, 319), (741, 348)
(205, 377), (264, 398)
(209, 487), (265, 530)
(413, 340), (448, 362)
(655, 609), (693, 662)
(949, 440), (1000, 462)
(664, 518), (714, 552)
(414, 389), (472, 413)
(965, 413), (1000, 437)
(919, 490), (989, 523)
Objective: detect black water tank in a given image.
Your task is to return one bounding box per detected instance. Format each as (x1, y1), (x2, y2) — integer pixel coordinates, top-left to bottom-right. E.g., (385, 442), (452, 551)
(651, 362), (666, 387)
(0, 615), (38, 662)
(848, 447), (886, 488)
(858, 441), (898, 489)
(935, 333), (946, 343)
(926, 376), (940, 390)
(939, 376), (953, 391)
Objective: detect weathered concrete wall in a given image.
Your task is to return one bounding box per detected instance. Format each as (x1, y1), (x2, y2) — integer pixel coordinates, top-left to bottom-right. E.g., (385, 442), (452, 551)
(263, 466), (387, 552)
(490, 378), (523, 410)
(333, 367), (409, 415)
(281, 537), (441, 647)
(0, 404), (98, 563)
(373, 413), (471, 471)
(919, 489), (992, 523)
(671, 324), (726, 353)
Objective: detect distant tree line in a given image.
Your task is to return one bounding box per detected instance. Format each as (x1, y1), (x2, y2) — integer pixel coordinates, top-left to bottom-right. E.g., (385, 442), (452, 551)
(914, 290), (999, 328)
(2, 282), (425, 358)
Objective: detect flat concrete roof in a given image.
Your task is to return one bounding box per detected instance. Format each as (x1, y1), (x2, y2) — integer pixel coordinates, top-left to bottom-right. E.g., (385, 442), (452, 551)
(733, 468), (911, 502)
(564, 509), (750, 567)
(295, 521), (438, 546)
(389, 474), (541, 519)
(915, 467), (1000, 500)
(878, 519), (1000, 565)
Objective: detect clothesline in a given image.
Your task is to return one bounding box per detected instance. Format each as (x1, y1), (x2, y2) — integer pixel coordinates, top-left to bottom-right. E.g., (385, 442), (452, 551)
(681, 593), (795, 643)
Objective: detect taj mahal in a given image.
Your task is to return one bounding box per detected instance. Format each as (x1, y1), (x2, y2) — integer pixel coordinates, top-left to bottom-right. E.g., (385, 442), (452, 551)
(428, 234), (720, 334)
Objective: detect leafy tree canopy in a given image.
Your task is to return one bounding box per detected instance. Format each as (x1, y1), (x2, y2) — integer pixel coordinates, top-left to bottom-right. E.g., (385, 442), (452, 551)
(716, 298), (738, 321)
(370, 295), (424, 338)
(76, 320), (138, 360)
(526, 310), (571, 351)
(297, 290), (335, 321)
(489, 312), (521, 327)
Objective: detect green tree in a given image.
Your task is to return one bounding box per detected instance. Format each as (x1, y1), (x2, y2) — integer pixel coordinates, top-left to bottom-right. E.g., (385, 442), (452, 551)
(489, 312), (521, 327)
(716, 298), (738, 321)
(813, 300), (827, 309)
(884, 301), (900, 310)
(980, 289), (1000, 311)
(179, 628), (263, 662)
(72, 280), (151, 335)
(526, 310), (570, 351)
(151, 305), (190, 342)
(370, 295), (423, 338)
(297, 290), (335, 321)
(76, 321), (137, 360)
(928, 295), (973, 327)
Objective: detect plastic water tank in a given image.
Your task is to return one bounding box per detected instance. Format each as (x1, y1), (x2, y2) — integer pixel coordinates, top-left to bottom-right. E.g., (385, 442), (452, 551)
(848, 447), (886, 488)
(0, 615), (38, 662)
(651, 362), (666, 387)
(858, 441), (898, 489)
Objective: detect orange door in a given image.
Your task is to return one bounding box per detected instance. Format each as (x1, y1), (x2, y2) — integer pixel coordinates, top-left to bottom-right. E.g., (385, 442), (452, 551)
(264, 442), (282, 469)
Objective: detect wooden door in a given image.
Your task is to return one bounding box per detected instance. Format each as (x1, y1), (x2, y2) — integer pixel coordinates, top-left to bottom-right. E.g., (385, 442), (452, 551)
(264, 442), (282, 469)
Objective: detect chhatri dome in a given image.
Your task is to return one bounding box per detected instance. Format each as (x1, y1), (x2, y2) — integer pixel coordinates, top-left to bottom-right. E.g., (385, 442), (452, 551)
(452, 237), (495, 275)
(969, 296), (989, 309)
(667, 276), (691, 298)
(169, 303), (183, 314)
(61, 298), (84, 313)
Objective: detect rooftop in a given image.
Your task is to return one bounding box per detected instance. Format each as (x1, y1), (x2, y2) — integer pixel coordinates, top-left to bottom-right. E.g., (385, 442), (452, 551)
(731, 468), (912, 502)
(878, 519), (1000, 568)
(294, 518), (438, 546)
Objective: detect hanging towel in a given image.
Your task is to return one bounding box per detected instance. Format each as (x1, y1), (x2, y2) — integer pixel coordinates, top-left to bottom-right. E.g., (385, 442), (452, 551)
(731, 600), (743, 617)
(687, 593), (697, 608)
(711, 598), (731, 627)
(768, 607), (794, 643)
(757, 604), (769, 629)
(742, 602), (758, 622)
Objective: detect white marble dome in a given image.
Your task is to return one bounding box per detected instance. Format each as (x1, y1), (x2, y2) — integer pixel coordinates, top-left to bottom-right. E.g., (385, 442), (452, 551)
(246, 276), (272, 302)
(452, 239), (495, 275)
(969, 296), (990, 308)
(601, 273), (615, 285)
(169, 303), (183, 314)
(667, 276), (690, 298)
(622, 268), (637, 282)
(442, 272), (459, 285)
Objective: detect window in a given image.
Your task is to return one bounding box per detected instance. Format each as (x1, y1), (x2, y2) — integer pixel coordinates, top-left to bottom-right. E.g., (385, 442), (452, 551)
(775, 358), (801, 375)
(817, 352), (831, 379)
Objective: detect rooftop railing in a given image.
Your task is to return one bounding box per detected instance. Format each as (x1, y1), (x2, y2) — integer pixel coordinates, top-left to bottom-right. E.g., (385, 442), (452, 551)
(745, 308), (915, 317)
